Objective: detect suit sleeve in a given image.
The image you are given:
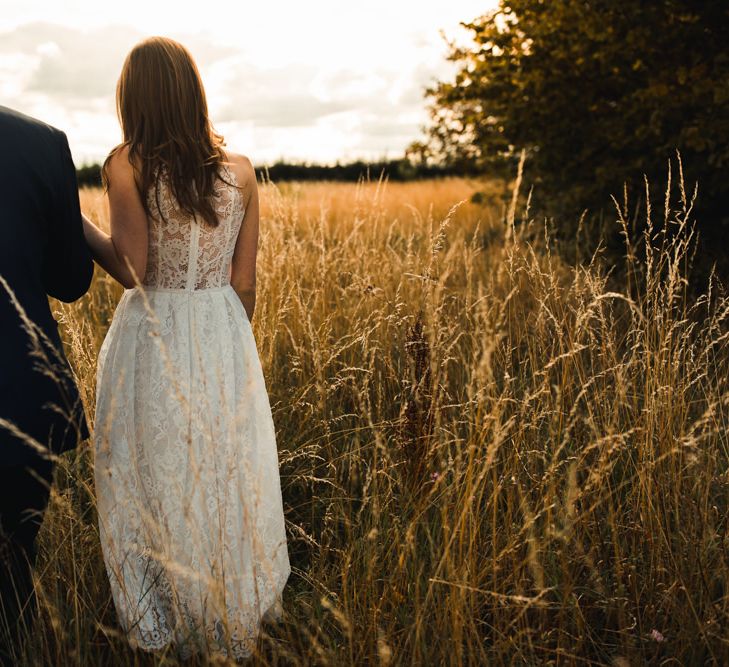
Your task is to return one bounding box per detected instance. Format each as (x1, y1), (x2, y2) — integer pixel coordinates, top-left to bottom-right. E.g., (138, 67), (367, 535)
(42, 130), (94, 302)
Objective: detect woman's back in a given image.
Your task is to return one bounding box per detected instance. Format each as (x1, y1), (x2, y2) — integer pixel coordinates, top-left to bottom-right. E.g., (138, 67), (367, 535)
(143, 164), (244, 290)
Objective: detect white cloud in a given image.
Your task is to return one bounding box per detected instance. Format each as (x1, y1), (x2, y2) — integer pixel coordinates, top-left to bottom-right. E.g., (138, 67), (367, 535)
(0, 0), (496, 163)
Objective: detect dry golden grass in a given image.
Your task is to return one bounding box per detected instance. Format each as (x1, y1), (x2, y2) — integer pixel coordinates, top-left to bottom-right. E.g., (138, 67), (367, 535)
(10, 172), (729, 665)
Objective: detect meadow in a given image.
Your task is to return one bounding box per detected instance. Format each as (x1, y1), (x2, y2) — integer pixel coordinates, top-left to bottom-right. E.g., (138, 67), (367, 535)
(13, 172), (729, 665)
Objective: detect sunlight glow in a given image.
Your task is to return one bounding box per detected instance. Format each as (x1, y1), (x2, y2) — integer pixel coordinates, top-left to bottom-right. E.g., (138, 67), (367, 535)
(0, 0), (497, 164)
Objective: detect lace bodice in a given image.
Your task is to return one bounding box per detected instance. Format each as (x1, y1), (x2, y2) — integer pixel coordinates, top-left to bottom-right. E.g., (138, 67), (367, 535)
(142, 164), (245, 290)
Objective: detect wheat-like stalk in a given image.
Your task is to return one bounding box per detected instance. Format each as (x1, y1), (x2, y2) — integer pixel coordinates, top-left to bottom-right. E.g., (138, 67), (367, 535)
(6, 172), (727, 665)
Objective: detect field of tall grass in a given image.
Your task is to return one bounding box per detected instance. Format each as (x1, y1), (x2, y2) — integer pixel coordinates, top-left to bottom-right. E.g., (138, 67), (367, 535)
(11, 170), (729, 665)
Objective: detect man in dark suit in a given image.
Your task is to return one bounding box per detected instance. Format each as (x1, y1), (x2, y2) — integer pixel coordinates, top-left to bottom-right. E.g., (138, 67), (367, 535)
(0, 105), (93, 661)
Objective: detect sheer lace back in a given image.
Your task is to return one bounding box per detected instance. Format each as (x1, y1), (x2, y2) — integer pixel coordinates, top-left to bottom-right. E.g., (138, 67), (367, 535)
(143, 163), (245, 290)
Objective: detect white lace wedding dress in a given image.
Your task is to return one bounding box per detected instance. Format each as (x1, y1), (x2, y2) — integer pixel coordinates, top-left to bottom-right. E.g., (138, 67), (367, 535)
(93, 164), (291, 661)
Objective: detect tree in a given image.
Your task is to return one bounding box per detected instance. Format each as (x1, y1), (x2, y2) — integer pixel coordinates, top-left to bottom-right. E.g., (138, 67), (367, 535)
(418, 1), (729, 276)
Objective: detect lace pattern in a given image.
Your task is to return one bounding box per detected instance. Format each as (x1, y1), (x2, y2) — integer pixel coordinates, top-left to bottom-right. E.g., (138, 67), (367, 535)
(143, 163), (245, 290)
(94, 163), (291, 662)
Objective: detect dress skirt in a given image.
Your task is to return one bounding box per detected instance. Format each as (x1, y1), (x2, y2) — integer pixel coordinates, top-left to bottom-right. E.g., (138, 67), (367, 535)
(93, 284), (291, 661)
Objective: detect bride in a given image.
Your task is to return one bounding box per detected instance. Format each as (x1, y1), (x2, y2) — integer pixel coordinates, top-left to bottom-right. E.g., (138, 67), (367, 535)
(82, 36), (291, 661)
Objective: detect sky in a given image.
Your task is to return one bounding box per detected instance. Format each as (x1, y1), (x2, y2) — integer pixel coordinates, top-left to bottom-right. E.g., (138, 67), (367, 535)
(0, 0), (495, 165)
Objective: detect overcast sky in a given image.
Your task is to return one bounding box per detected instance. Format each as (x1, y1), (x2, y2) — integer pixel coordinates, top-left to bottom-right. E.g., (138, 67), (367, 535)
(0, 1), (495, 165)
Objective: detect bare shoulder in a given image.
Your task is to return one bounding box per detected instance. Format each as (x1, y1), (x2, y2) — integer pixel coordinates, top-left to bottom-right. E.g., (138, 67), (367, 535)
(223, 151), (256, 191)
(108, 143), (131, 167)
(105, 144), (138, 185)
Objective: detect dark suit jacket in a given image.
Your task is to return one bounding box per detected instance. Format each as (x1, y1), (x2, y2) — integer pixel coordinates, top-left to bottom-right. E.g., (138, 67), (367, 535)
(0, 105), (94, 467)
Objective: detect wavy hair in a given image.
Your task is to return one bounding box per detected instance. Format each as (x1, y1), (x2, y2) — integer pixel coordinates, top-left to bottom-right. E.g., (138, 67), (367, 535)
(102, 36), (232, 227)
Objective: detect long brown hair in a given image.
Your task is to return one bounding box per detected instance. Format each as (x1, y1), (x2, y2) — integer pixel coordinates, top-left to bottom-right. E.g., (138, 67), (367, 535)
(102, 36), (231, 227)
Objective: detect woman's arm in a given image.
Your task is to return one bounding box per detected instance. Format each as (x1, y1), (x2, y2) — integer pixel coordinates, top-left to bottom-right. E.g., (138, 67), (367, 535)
(82, 147), (148, 289)
(230, 155), (259, 322)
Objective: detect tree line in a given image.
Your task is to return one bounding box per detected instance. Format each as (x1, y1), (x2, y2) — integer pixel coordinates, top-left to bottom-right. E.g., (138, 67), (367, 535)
(76, 158), (477, 188)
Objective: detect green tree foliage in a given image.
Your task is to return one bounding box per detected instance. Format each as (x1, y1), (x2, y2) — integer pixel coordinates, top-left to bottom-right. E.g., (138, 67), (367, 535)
(419, 1), (729, 276)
